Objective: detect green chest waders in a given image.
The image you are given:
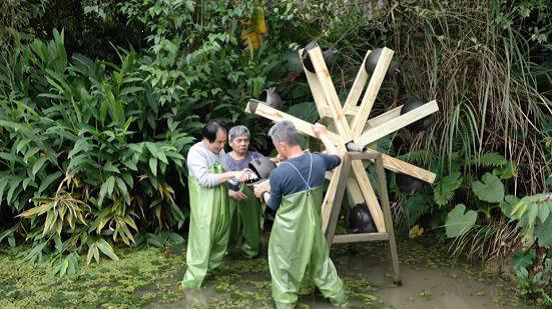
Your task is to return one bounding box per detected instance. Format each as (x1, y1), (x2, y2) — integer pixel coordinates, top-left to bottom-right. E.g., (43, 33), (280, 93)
(228, 184), (262, 258)
(181, 163), (230, 289)
(268, 154), (347, 308)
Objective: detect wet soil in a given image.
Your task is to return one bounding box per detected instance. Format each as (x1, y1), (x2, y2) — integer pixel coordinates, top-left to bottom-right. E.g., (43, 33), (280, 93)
(0, 239), (525, 308)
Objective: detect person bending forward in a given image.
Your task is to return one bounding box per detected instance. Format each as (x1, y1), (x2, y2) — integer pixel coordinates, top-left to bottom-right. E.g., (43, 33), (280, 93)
(181, 120), (249, 289)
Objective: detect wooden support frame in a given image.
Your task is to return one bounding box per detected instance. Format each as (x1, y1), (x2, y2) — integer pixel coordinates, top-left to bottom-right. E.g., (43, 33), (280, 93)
(246, 45), (440, 286)
(323, 152), (402, 285)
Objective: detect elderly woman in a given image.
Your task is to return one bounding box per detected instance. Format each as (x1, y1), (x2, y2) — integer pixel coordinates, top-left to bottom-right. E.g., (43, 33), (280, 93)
(224, 125), (264, 258)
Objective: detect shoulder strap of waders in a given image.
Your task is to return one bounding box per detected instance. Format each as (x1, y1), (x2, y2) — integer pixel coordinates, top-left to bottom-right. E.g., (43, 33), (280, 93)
(283, 153), (314, 191)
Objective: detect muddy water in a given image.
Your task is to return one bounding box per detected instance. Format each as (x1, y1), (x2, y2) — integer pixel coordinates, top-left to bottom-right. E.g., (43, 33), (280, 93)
(335, 248), (522, 309)
(145, 241), (525, 309)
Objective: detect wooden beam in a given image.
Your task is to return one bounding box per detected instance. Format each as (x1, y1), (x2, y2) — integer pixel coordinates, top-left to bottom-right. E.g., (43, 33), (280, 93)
(375, 154), (401, 284)
(355, 100), (439, 147)
(299, 49), (331, 118)
(348, 152), (379, 161)
(343, 50), (371, 111)
(320, 106), (358, 116)
(324, 154), (352, 245)
(307, 47), (354, 142)
(364, 105), (403, 131)
(351, 160), (386, 232)
(245, 100), (342, 145)
(351, 47), (395, 137)
(332, 232), (389, 244)
(365, 148), (436, 183)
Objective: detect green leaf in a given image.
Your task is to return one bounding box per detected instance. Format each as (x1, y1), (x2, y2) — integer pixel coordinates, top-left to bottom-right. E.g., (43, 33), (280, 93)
(500, 195), (519, 218)
(445, 204), (477, 238)
(122, 159), (137, 171)
(476, 152), (507, 167)
(106, 176), (115, 197)
(38, 172), (62, 195)
(433, 172), (462, 206)
(0, 179), (9, 204)
(103, 163), (120, 173)
(121, 173), (133, 188)
(472, 173), (504, 203)
(98, 184), (108, 207)
(492, 161), (517, 180)
(536, 215), (552, 246)
(116, 177), (130, 205)
(149, 157), (157, 176)
(96, 239), (119, 261)
(32, 157), (48, 176)
(145, 142), (158, 158)
(404, 194), (432, 226)
(512, 249), (535, 272)
(120, 86), (145, 96)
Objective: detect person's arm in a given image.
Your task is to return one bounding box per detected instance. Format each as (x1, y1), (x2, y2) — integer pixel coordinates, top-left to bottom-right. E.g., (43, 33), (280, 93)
(254, 172), (281, 211)
(313, 123), (345, 159)
(188, 148), (239, 187)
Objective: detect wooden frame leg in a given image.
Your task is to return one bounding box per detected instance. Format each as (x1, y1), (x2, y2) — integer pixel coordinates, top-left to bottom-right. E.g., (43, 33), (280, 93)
(325, 154), (352, 247)
(375, 154), (401, 285)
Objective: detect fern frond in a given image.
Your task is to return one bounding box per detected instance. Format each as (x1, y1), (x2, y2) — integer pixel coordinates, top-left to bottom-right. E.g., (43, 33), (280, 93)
(473, 152), (507, 167)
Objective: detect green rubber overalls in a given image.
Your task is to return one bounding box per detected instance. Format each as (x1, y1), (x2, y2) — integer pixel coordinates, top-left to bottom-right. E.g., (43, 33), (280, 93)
(181, 163), (230, 289)
(227, 184), (261, 258)
(268, 154), (348, 308)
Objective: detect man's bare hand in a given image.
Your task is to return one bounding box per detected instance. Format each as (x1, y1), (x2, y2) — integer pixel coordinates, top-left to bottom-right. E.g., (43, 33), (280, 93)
(235, 170), (251, 182)
(313, 123), (327, 138)
(253, 185), (265, 198)
(229, 190), (247, 201)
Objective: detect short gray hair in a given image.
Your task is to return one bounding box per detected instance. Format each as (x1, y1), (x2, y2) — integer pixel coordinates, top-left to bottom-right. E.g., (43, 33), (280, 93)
(228, 125), (250, 142)
(268, 121), (301, 146)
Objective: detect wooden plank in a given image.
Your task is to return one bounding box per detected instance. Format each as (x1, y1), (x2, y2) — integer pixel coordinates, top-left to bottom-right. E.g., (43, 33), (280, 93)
(355, 100), (438, 147)
(347, 177), (365, 205)
(299, 49), (331, 117)
(351, 47), (395, 136)
(332, 232), (389, 244)
(324, 154), (352, 245)
(351, 160), (386, 232)
(365, 148), (436, 183)
(364, 105), (403, 131)
(321, 163), (343, 233)
(245, 100), (435, 183)
(343, 50), (371, 111)
(245, 100), (342, 145)
(375, 155), (401, 284)
(307, 47), (354, 142)
(320, 106), (358, 116)
(348, 152), (379, 161)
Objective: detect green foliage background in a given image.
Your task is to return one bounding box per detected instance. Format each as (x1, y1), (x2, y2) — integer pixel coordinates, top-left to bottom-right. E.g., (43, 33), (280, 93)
(0, 0), (551, 305)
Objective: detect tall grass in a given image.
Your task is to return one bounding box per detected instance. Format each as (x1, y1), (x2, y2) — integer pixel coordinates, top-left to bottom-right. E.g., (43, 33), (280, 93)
(318, 1), (551, 194)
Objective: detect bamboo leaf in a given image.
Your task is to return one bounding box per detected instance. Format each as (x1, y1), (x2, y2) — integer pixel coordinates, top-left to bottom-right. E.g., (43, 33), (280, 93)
(106, 176), (115, 197)
(115, 177), (130, 204)
(38, 172), (62, 195)
(96, 239), (119, 261)
(32, 157), (48, 176)
(149, 157), (157, 176)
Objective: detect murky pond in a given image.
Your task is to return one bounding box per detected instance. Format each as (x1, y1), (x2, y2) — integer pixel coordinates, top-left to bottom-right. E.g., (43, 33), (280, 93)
(0, 238), (525, 308)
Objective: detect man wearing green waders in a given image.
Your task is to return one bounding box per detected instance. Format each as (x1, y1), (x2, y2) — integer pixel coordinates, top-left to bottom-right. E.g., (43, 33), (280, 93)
(181, 120), (250, 289)
(254, 121), (348, 308)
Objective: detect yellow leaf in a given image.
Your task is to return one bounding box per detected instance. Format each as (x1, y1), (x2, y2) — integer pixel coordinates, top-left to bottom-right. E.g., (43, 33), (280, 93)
(409, 224), (424, 239)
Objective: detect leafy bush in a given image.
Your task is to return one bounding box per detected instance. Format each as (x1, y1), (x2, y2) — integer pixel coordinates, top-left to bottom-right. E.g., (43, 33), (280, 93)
(0, 30), (194, 271)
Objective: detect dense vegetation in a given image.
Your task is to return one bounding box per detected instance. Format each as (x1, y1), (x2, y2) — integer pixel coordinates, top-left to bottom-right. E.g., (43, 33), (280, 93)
(1, 0), (551, 306)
